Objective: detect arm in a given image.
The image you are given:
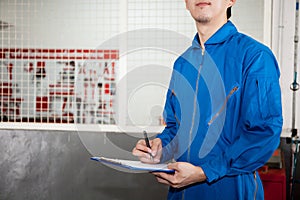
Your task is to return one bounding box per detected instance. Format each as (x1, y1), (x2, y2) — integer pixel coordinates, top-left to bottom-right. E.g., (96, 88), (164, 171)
(156, 73), (180, 162)
(132, 89), (178, 164)
(201, 50), (283, 183)
(132, 64), (180, 163)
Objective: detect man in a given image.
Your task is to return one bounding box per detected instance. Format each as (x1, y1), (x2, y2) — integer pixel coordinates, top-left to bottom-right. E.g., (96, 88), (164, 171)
(132, 0), (283, 199)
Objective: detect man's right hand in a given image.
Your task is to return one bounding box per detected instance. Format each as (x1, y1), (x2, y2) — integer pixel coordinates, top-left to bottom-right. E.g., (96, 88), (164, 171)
(132, 138), (162, 164)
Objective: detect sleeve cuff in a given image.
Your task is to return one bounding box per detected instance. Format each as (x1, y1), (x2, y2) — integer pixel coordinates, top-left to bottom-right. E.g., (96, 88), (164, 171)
(200, 155), (228, 183)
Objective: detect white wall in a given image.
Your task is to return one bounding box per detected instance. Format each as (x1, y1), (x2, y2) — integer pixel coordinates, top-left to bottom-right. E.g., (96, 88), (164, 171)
(1, 0), (297, 136)
(231, 0), (265, 43)
(0, 0), (120, 48)
(272, 0), (300, 137)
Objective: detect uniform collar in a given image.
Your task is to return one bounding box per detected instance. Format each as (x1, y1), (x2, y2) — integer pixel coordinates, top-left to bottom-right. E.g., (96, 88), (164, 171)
(192, 20), (238, 47)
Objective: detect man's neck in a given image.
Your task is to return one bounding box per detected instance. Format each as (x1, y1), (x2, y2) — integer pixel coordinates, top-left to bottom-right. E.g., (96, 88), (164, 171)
(196, 18), (228, 49)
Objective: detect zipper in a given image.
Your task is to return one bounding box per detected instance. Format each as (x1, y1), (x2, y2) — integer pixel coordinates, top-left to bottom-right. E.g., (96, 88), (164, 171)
(253, 171), (258, 200)
(187, 48), (205, 162)
(174, 114), (180, 126)
(207, 86), (239, 126)
(182, 48), (205, 200)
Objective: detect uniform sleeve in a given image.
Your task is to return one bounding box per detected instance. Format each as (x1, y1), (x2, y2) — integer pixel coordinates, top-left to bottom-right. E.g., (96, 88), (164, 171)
(201, 50), (283, 183)
(156, 63), (181, 162)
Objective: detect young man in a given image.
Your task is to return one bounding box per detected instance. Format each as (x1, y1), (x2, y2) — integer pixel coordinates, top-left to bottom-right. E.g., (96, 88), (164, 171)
(133, 0), (283, 199)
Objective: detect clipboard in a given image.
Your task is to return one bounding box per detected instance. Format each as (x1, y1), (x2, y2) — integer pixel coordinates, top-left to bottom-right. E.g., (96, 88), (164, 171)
(91, 156), (175, 173)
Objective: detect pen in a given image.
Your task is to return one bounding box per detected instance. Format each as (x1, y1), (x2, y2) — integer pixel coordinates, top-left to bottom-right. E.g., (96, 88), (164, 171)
(143, 131), (154, 160)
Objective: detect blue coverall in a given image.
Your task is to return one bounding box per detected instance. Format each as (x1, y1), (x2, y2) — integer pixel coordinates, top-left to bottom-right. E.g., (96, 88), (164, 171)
(157, 21), (283, 200)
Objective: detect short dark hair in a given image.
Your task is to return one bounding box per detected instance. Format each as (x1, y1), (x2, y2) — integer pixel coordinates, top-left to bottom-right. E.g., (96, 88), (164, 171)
(227, 7), (232, 19)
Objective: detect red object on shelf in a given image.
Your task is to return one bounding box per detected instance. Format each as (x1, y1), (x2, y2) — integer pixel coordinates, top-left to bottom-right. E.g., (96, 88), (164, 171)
(49, 84), (74, 88)
(0, 82), (13, 96)
(104, 83), (110, 94)
(258, 167), (286, 200)
(49, 91), (74, 96)
(36, 96), (48, 111)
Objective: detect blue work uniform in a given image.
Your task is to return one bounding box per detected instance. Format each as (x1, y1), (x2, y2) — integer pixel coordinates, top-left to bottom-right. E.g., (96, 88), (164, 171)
(157, 21), (283, 200)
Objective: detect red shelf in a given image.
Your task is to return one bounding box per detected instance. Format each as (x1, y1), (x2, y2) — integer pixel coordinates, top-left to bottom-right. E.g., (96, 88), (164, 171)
(258, 168), (286, 200)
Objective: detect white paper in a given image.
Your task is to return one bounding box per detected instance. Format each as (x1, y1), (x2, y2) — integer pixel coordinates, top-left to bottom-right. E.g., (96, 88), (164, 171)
(91, 156), (174, 173)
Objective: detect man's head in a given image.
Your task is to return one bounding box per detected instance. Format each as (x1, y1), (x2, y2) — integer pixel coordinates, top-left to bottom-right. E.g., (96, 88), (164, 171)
(185, 0), (236, 24)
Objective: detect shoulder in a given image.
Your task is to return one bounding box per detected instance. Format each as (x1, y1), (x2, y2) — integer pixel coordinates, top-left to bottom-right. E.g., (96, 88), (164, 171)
(230, 32), (275, 60)
(230, 32), (278, 68)
(231, 33), (280, 77)
(172, 46), (194, 69)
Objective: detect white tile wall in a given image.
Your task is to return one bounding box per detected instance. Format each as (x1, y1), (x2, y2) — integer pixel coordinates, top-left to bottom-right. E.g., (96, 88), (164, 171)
(2, 0), (291, 133)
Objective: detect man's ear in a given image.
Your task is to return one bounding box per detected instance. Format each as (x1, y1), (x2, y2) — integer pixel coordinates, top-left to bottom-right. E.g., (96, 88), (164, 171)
(184, 0), (189, 10)
(228, 0), (236, 7)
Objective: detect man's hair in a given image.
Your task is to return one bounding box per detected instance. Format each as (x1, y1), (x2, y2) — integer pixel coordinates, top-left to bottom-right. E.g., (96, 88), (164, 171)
(227, 7), (232, 19)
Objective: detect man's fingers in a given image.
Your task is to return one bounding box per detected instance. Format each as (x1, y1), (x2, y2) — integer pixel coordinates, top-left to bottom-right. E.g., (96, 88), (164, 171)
(155, 176), (171, 185)
(153, 172), (173, 181)
(136, 140), (152, 154)
(140, 156), (159, 163)
(153, 172), (179, 187)
(132, 147), (150, 157)
(149, 138), (162, 156)
(132, 147), (159, 163)
(132, 138), (161, 163)
(167, 162), (180, 171)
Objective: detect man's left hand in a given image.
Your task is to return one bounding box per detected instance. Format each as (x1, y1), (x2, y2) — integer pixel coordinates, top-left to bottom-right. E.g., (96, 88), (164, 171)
(152, 162), (206, 188)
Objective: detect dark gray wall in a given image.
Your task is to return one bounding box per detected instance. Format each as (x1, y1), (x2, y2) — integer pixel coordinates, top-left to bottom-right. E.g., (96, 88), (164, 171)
(0, 129), (168, 200)
(2, 130), (300, 200)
